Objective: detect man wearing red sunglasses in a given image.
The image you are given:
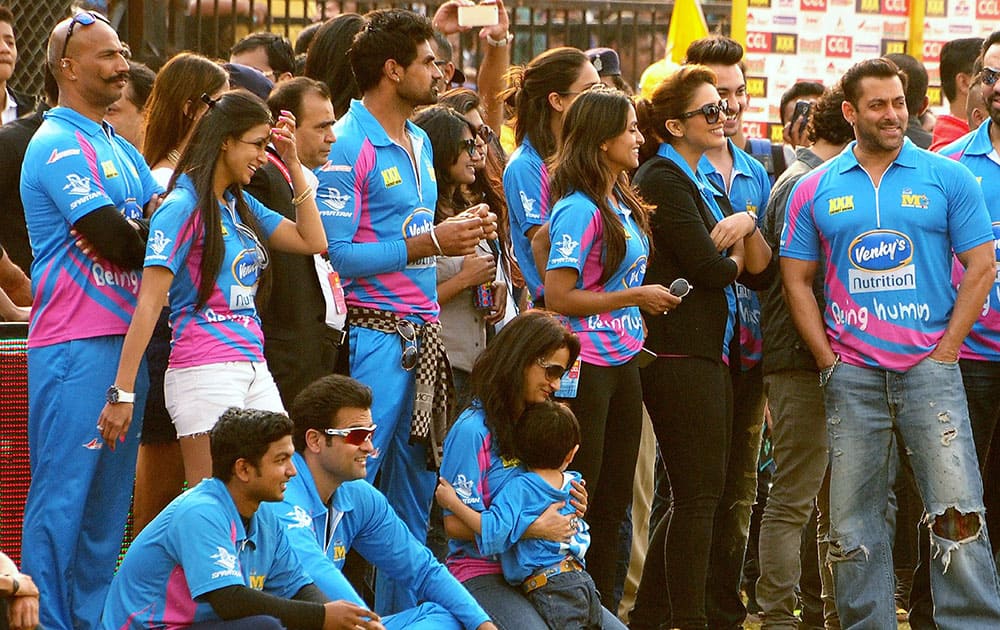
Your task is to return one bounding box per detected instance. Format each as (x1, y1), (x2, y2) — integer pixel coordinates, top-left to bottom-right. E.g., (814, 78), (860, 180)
(265, 375), (497, 630)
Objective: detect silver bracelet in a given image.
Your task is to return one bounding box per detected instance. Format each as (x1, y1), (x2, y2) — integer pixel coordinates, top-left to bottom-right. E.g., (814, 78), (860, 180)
(485, 32), (513, 47)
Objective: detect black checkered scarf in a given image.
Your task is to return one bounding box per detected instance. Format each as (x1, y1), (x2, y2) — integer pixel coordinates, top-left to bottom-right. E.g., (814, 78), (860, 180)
(347, 306), (455, 470)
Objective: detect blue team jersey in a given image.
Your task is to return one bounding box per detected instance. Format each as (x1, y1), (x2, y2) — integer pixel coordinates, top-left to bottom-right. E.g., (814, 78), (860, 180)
(479, 470), (590, 584)
(660, 143), (737, 361)
(439, 403), (526, 582)
(503, 139), (550, 300)
(144, 174), (284, 368)
(21, 107), (162, 348)
(700, 140), (771, 371)
(546, 189), (648, 366)
(781, 138), (992, 371)
(940, 120), (1000, 362)
(269, 453), (490, 628)
(101, 478), (312, 629)
(315, 99), (439, 320)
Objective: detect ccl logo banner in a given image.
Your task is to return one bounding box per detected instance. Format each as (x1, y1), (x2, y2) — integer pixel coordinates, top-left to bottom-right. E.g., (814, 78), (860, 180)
(826, 35), (853, 58)
(978, 0), (1000, 18)
(800, 0), (827, 10)
(923, 40), (945, 62)
(746, 32), (798, 54)
(856, 0), (908, 12)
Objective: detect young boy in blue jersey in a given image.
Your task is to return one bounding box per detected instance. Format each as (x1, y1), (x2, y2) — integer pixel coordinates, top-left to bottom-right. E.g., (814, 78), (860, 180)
(436, 400), (600, 630)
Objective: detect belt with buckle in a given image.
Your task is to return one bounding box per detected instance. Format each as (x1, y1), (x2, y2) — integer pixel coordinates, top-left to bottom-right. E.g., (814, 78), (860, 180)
(521, 557), (584, 594)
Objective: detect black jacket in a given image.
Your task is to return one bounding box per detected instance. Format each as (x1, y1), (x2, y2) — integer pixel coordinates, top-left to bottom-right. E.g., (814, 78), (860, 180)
(634, 154), (771, 363)
(0, 104), (46, 274)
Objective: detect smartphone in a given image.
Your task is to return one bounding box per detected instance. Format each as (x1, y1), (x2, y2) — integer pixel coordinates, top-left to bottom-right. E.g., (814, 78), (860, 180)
(458, 4), (499, 27)
(789, 100), (812, 130)
(634, 347), (658, 369)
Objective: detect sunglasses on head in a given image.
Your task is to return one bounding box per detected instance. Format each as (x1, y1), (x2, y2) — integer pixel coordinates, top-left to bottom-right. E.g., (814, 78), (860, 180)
(324, 424), (377, 446)
(983, 67), (1000, 87)
(536, 358), (569, 381)
(61, 11), (113, 62)
(476, 124), (496, 143)
(677, 100), (730, 125)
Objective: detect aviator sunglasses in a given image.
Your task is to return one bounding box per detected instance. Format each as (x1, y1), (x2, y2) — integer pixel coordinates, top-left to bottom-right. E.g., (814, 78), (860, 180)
(536, 358), (569, 381)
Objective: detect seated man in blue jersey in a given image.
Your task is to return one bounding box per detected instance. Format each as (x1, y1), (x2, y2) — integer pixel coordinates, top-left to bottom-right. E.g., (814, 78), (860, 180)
(436, 400), (617, 630)
(266, 374), (496, 630)
(101, 408), (386, 630)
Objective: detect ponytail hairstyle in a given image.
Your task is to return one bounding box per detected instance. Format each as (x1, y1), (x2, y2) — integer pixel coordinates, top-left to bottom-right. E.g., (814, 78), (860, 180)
(549, 87), (653, 284)
(635, 64), (718, 164)
(500, 47), (590, 160)
(170, 90), (274, 310)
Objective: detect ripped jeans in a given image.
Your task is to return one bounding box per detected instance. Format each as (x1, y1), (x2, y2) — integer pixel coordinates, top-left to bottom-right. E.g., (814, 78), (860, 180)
(824, 357), (1000, 629)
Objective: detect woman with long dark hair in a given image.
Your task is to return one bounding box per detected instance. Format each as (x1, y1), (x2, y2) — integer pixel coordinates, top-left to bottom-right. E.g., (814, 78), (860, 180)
(440, 310), (627, 629)
(543, 87), (678, 610)
(303, 13), (363, 119)
(97, 90), (327, 487)
(413, 105), (503, 396)
(628, 66), (770, 630)
(500, 47), (599, 305)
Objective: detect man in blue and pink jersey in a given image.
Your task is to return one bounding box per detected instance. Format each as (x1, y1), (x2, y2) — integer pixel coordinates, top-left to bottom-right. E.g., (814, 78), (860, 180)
(314, 8), (496, 615)
(102, 408), (386, 630)
(781, 57), (1000, 628)
(940, 28), (1000, 604)
(19, 12), (162, 630)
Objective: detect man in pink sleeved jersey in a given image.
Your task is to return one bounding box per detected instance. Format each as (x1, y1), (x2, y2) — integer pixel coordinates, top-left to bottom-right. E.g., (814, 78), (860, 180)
(18, 12), (162, 630)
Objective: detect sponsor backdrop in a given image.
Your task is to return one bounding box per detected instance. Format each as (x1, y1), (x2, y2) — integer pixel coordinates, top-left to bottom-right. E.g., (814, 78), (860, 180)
(740, 0), (1000, 140)
(0, 323), (29, 564)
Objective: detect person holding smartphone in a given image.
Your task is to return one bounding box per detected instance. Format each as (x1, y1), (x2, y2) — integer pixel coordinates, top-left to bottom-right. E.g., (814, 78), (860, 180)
(543, 87), (679, 612)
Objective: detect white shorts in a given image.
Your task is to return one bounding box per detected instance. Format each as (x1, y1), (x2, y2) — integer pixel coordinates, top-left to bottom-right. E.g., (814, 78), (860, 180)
(164, 361), (285, 437)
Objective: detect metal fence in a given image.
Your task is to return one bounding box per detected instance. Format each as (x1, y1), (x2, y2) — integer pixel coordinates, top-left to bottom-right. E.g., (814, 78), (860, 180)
(9, 0), (730, 98)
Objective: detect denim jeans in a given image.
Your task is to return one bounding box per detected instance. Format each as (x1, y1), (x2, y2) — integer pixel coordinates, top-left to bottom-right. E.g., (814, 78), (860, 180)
(463, 574), (625, 630)
(525, 570), (603, 630)
(757, 370), (837, 629)
(824, 357), (1000, 630)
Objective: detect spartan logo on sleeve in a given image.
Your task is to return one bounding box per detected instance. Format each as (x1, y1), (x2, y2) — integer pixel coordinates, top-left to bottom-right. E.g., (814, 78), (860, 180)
(451, 474), (477, 504)
(319, 187), (351, 217)
(519, 191), (538, 219)
(147, 230), (172, 259)
(284, 505), (313, 530)
(210, 547), (242, 579)
(550, 234), (580, 265)
(63, 174), (92, 195)
(847, 229), (916, 294)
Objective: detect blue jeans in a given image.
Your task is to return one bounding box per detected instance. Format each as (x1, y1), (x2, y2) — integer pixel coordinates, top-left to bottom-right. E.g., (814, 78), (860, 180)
(525, 570), (603, 630)
(463, 573), (625, 630)
(824, 357), (1000, 629)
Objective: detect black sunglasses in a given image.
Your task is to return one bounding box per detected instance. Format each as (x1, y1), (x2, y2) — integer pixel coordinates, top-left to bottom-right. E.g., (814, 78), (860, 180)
(459, 138), (483, 158)
(61, 11), (112, 62)
(983, 66), (1000, 87)
(668, 277), (693, 298)
(677, 100), (730, 125)
(476, 124), (496, 143)
(536, 358), (568, 381)
(397, 320), (418, 371)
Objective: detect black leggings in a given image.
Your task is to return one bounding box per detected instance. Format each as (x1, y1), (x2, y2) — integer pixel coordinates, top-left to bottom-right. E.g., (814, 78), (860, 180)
(559, 360), (643, 611)
(631, 356), (733, 630)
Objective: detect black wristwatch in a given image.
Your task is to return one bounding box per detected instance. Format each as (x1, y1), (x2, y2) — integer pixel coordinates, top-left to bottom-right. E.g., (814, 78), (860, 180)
(106, 385), (136, 405)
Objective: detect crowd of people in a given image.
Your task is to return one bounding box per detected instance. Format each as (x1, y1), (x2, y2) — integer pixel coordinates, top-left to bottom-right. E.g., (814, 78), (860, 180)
(4, 2), (1000, 630)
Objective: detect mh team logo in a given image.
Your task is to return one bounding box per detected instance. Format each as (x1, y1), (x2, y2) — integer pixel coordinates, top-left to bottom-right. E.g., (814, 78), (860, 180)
(63, 174), (92, 196)
(285, 505), (313, 530)
(519, 190), (536, 215)
(452, 474), (476, 502)
(211, 547), (239, 572)
(320, 187), (350, 212)
(555, 234), (579, 259)
(148, 230), (172, 257)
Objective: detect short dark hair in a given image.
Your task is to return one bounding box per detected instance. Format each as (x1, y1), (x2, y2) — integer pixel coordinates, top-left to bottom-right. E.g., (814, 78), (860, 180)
(125, 61), (156, 111)
(290, 375), (373, 452)
(231, 32), (296, 77)
(0, 6), (13, 28)
(685, 36), (744, 67)
(779, 81), (825, 124)
(514, 400), (580, 470)
(433, 31), (453, 62)
(940, 38), (983, 102)
(840, 57), (907, 109)
(266, 76), (330, 121)
(807, 86), (854, 146)
(211, 408), (294, 482)
(295, 21), (323, 55)
(349, 9), (435, 94)
(981, 30), (1000, 65)
(884, 53), (927, 116)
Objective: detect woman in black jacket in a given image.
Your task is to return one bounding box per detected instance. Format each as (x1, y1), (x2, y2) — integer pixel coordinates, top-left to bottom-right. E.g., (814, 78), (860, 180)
(629, 65), (771, 630)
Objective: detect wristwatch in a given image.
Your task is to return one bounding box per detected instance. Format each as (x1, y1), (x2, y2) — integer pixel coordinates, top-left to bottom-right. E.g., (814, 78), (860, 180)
(485, 31), (513, 47)
(106, 385), (135, 405)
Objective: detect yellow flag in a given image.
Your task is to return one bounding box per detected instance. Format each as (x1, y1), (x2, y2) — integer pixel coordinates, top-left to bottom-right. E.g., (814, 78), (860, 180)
(666, 0), (709, 64)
